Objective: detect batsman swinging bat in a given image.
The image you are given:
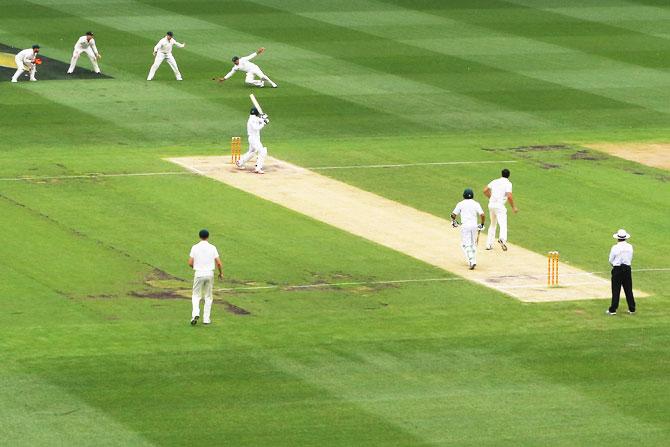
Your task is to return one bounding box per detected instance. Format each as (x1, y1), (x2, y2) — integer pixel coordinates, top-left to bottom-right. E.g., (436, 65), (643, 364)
(249, 93), (264, 115)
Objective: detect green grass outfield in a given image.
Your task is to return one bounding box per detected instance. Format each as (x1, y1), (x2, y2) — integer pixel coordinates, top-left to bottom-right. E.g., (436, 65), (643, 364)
(1, 0), (670, 445)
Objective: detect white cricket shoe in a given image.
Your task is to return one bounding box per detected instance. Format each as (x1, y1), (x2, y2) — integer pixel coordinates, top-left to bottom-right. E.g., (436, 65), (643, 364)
(259, 81), (265, 88)
(270, 82), (278, 88)
(11, 79), (17, 83)
(254, 167), (265, 174)
(469, 262), (476, 270)
(29, 78), (37, 82)
(235, 160), (245, 170)
(485, 244), (493, 250)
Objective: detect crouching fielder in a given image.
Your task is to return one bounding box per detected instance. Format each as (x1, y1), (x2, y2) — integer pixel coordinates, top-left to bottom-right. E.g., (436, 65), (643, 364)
(11, 45), (40, 83)
(451, 188), (485, 270)
(236, 107), (270, 174)
(147, 31), (184, 81)
(67, 31), (101, 74)
(217, 47), (277, 88)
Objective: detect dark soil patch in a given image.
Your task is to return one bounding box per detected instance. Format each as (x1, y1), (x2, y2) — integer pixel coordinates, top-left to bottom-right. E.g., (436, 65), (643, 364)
(221, 300), (251, 315)
(571, 150), (607, 161)
(540, 163), (560, 170)
(131, 290), (185, 300)
(483, 144), (571, 152)
(147, 268), (182, 281)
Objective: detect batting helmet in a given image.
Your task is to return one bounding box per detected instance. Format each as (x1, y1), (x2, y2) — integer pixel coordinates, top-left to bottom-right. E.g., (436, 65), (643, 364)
(250, 107), (260, 116)
(463, 188), (474, 199)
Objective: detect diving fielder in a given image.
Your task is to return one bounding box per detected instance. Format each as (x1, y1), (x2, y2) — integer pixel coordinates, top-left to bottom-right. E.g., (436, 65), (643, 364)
(217, 47), (277, 88)
(67, 31), (101, 74)
(236, 107), (270, 174)
(11, 45), (40, 83)
(483, 168), (518, 251)
(147, 31), (185, 81)
(451, 188), (486, 270)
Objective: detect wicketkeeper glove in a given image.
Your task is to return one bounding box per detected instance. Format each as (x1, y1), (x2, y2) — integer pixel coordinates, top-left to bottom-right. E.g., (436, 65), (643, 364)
(477, 224), (484, 231)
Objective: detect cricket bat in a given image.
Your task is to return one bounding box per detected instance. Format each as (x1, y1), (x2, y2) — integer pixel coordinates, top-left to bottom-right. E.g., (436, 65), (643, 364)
(249, 93), (264, 114)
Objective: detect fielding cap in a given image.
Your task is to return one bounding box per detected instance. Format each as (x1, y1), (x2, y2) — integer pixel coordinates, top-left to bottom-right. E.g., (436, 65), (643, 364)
(232, 56), (240, 62)
(32, 45), (40, 50)
(166, 31), (174, 37)
(86, 31), (94, 36)
(199, 229), (209, 239)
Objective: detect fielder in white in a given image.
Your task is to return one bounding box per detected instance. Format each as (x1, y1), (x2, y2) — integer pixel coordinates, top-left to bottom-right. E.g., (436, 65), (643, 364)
(189, 229), (223, 326)
(236, 107), (270, 174)
(217, 47), (277, 88)
(451, 188), (486, 270)
(483, 168), (518, 251)
(67, 31), (101, 74)
(147, 31), (185, 81)
(11, 45), (40, 83)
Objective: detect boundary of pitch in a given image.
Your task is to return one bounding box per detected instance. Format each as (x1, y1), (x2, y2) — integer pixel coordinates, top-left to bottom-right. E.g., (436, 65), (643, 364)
(215, 268), (668, 293)
(0, 160), (518, 182)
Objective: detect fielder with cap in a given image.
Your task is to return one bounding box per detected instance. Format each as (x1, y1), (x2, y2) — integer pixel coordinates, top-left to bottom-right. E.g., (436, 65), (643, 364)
(451, 188), (486, 270)
(147, 31), (185, 81)
(483, 168), (518, 251)
(216, 47), (277, 88)
(236, 107), (270, 174)
(606, 229), (636, 316)
(189, 229), (223, 325)
(67, 31), (102, 74)
(11, 45), (40, 83)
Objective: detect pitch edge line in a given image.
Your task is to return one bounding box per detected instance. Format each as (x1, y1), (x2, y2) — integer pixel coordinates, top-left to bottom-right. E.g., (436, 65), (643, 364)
(308, 160), (518, 170)
(0, 171), (190, 182)
(216, 268), (669, 293)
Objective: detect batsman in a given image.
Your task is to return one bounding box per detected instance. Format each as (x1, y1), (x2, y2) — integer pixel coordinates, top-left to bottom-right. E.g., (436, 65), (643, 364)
(451, 188), (486, 270)
(236, 94), (270, 174)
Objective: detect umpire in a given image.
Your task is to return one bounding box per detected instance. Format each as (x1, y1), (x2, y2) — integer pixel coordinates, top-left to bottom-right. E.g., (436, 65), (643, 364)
(606, 229), (636, 315)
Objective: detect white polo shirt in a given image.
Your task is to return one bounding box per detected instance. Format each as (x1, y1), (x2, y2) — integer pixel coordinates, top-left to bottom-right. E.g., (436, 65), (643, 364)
(609, 241), (633, 266)
(487, 177), (513, 207)
(452, 199), (484, 228)
(224, 52), (261, 79)
(189, 240), (219, 278)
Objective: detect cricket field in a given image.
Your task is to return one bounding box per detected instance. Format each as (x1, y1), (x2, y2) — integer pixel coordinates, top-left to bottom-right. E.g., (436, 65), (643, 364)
(1, 0), (669, 445)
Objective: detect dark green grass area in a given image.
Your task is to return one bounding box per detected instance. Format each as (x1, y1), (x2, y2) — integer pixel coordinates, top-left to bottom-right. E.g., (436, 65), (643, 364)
(2, 0), (670, 445)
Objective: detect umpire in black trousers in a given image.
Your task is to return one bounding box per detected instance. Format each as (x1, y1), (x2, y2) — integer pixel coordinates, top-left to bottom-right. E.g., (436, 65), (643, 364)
(606, 229), (636, 315)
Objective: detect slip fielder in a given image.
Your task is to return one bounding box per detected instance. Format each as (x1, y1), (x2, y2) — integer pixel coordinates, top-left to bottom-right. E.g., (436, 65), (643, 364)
(236, 107), (270, 174)
(147, 31), (185, 81)
(67, 31), (102, 74)
(11, 45), (40, 83)
(216, 47), (277, 88)
(451, 188), (486, 270)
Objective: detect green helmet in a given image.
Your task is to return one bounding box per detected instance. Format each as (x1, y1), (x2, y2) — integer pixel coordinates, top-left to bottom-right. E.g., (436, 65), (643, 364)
(463, 188), (474, 199)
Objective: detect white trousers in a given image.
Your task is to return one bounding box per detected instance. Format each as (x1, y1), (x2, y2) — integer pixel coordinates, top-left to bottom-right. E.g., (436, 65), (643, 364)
(239, 136), (267, 169)
(147, 53), (182, 80)
(486, 205), (508, 246)
(12, 59), (35, 82)
(68, 48), (100, 73)
(245, 69), (276, 87)
(192, 275), (213, 322)
(460, 225), (478, 265)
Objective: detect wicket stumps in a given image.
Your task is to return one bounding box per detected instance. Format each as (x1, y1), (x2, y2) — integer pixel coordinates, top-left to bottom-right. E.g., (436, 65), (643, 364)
(231, 137), (241, 164)
(547, 251), (559, 286)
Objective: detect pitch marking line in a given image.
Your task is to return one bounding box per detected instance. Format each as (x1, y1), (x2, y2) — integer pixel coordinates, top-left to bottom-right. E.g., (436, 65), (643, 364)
(216, 268), (668, 293)
(0, 160), (517, 182)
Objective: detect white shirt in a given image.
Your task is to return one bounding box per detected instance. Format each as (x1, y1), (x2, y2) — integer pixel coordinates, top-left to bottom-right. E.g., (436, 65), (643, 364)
(224, 52), (260, 79)
(15, 49), (36, 66)
(154, 37), (184, 55)
(189, 240), (220, 278)
(487, 177), (513, 207)
(75, 36), (99, 55)
(247, 115), (266, 138)
(452, 199), (484, 228)
(609, 241), (633, 266)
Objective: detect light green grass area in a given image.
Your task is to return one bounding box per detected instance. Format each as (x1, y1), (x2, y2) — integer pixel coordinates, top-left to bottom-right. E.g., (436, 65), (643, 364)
(1, 0), (669, 445)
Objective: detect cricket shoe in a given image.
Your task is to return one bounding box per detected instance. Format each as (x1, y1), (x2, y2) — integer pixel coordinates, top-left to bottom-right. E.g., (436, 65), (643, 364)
(29, 78), (37, 82)
(605, 310), (616, 316)
(235, 160), (245, 170)
(628, 310), (636, 315)
(259, 81), (265, 88)
(485, 244), (493, 250)
(203, 320), (211, 325)
(254, 167), (265, 174)
(469, 262), (476, 270)
(190, 315), (199, 325)
(498, 239), (507, 251)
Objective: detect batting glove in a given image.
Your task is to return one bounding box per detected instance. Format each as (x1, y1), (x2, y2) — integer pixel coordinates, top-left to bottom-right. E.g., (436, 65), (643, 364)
(477, 224), (485, 231)
(451, 220), (459, 228)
